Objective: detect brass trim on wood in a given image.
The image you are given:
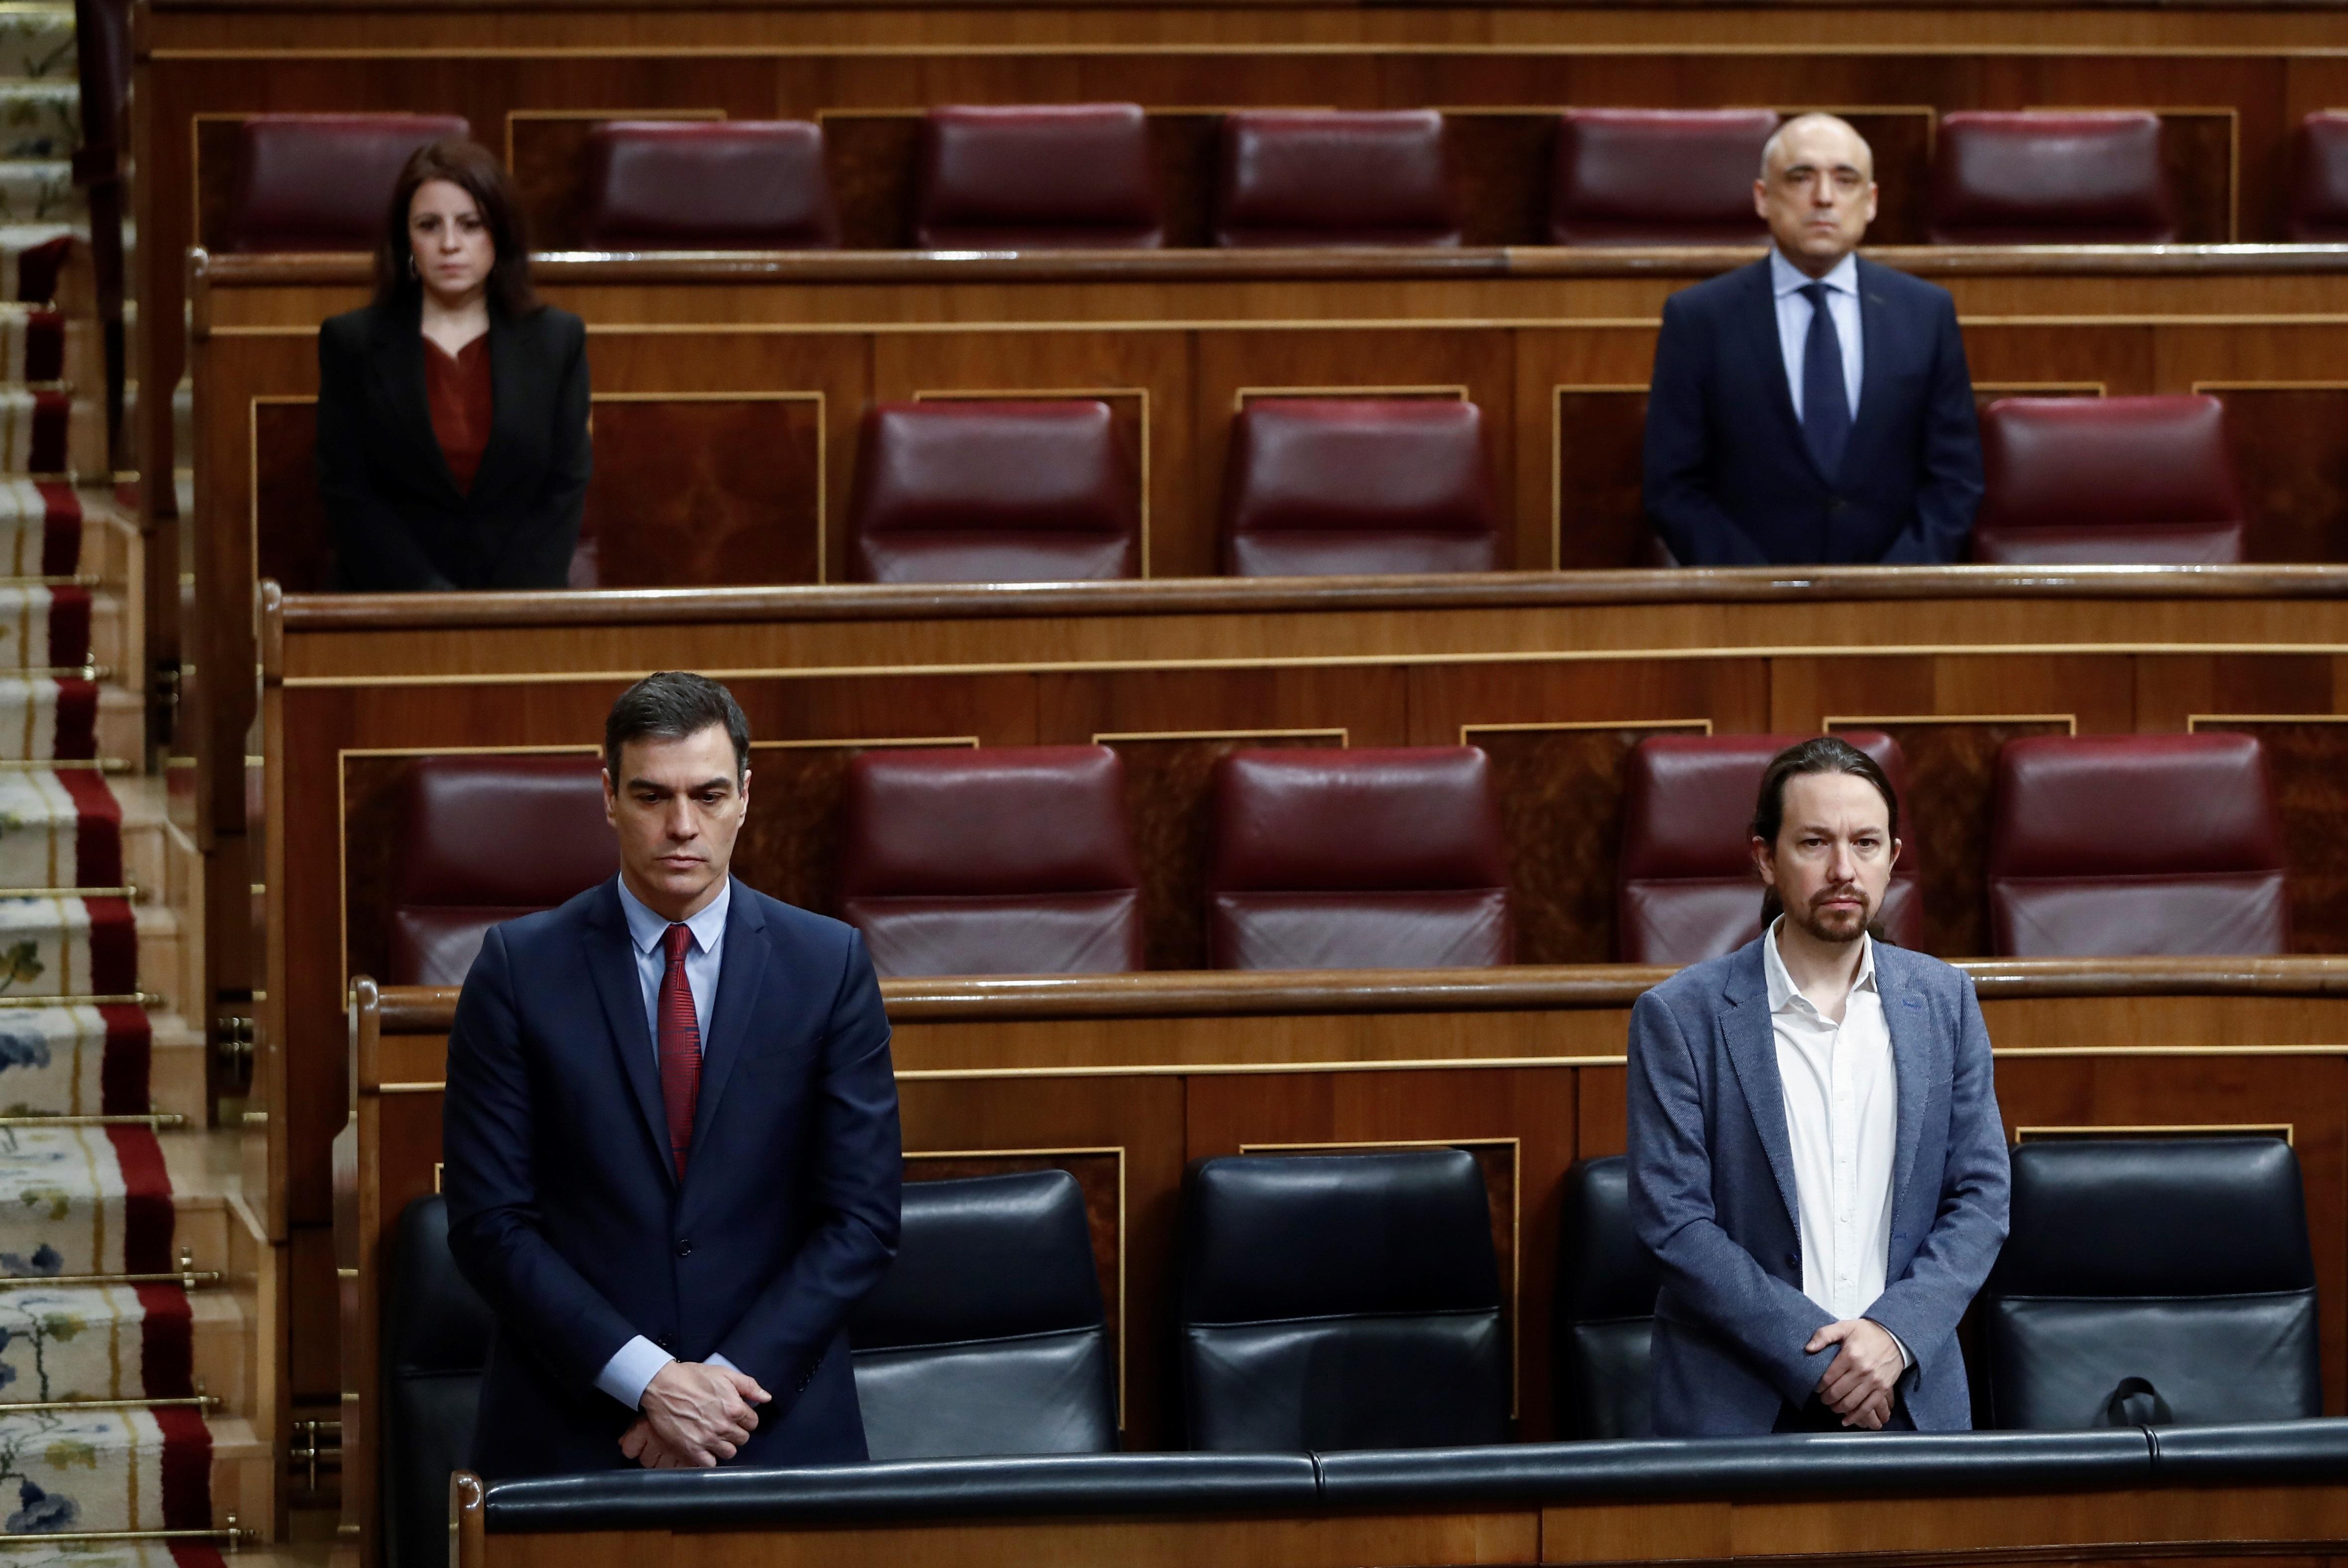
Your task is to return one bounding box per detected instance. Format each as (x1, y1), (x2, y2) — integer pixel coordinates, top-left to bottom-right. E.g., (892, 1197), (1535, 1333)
(1826, 714), (2079, 734)
(1232, 384), (1469, 413)
(2015, 1122), (2293, 1145)
(1462, 718), (1712, 744)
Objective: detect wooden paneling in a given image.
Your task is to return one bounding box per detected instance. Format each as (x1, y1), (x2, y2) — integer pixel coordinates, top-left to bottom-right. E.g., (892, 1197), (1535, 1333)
(2202, 388), (2348, 566)
(2196, 719), (2348, 956)
(582, 396), (826, 588)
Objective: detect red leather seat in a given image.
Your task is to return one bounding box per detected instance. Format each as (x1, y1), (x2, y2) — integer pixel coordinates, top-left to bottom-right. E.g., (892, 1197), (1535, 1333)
(217, 114), (472, 252)
(1550, 109), (1776, 247)
(2287, 112), (2348, 243)
(1929, 112), (2176, 245)
(1214, 110), (1461, 248)
(838, 745), (1144, 977)
(1206, 747), (1511, 970)
(388, 755), (617, 985)
(578, 121), (837, 250)
(848, 400), (1142, 583)
(1220, 399), (1499, 577)
(1618, 733), (1922, 966)
(1988, 733), (2289, 958)
(1973, 396), (2246, 565)
(915, 104), (1163, 250)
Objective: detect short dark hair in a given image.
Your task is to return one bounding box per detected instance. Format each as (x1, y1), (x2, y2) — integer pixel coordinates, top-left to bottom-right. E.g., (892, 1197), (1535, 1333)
(1750, 736), (1900, 934)
(374, 138), (542, 318)
(604, 673), (751, 782)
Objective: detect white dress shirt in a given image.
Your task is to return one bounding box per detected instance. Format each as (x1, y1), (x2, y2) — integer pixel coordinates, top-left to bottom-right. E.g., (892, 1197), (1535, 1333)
(1761, 917), (1910, 1367)
(595, 875), (740, 1410)
(1769, 247), (1864, 425)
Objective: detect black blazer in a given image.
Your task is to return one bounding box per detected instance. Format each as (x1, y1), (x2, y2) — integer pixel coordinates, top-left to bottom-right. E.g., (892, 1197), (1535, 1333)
(1640, 256), (1984, 566)
(315, 296), (591, 591)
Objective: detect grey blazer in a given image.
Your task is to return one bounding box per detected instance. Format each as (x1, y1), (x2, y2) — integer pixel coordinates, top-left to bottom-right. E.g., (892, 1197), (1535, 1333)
(1625, 937), (2010, 1435)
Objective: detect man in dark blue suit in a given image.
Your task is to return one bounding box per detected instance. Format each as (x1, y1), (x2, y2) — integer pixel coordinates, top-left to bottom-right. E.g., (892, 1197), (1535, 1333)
(443, 672), (902, 1474)
(1642, 113), (1985, 565)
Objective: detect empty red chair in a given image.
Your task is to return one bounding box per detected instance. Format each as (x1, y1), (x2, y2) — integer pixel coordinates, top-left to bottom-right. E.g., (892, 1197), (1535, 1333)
(1973, 396), (2245, 565)
(915, 104), (1163, 249)
(2287, 112), (2348, 243)
(1206, 747), (1510, 970)
(578, 121), (837, 249)
(1550, 109), (1776, 247)
(1214, 110), (1461, 248)
(217, 114), (471, 253)
(1618, 733), (1922, 966)
(1221, 399), (1498, 576)
(388, 755), (616, 985)
(1930, 112), (2175, 245)
(1988, 733), (2289, 958)
(838, 746), (1143, 977)
(848, 400), (1141, 583)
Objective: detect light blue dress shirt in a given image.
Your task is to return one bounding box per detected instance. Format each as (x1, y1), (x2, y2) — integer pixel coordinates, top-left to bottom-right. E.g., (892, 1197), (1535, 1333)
(1769, 247), (1864, 425)
(593, 875), (741, 1410)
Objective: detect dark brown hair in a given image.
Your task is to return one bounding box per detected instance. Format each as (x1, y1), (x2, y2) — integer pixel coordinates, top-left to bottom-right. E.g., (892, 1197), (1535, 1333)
(1750, 736), (1900, 934)
(374, 138), (541, 317)
(605, 672), (751, 783)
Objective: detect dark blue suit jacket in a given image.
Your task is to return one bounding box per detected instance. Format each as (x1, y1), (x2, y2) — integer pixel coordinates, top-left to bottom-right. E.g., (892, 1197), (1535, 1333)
(442, 878), (902, 1478)
(1641, 256), (1984, 566)
(1625, 938), (2010, 1435)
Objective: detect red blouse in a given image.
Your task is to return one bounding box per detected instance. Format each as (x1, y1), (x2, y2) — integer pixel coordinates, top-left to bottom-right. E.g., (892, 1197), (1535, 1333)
(424, 333), (493, 494)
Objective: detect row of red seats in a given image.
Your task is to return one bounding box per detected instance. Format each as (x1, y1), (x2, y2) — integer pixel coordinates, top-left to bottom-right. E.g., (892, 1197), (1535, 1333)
(381, 730), (2290, 985)
(838, 392), (2249, 584)
(218, 107), (2348, 254)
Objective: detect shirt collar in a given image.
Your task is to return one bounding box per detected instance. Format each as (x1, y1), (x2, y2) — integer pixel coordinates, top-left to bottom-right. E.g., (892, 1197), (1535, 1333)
(1770, 246), (1860, 300)
(1762, 914), (1877, 1016)
(615, 872), (732, 957)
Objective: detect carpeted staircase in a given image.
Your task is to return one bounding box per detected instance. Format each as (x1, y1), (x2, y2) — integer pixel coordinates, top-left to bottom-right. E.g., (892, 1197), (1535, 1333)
(0, 3), (269, 1552)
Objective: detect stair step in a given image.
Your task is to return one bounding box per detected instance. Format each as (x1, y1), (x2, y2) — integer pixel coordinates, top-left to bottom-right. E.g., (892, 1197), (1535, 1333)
(134, 902), (197, 1014)
(148, 1013), (206, 1126)
(0, 385), (104, 476)
(0, 302), (99, 390)
(0, 1281), (247, 1411)
(0, 162), (77, 228)
(0, 87), (78, 162)
(0, 11), (76, 86)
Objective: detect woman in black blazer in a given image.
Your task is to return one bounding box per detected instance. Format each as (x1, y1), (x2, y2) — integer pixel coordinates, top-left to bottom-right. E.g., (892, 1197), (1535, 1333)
(316, 138), (590, 591)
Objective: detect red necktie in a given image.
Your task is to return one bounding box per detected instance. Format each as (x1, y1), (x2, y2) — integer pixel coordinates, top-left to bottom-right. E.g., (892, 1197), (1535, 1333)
(658, 922), (702, 1179)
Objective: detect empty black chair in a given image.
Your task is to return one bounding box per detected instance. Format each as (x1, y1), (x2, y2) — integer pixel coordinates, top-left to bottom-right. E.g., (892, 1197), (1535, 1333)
(1178, 1149), (1506, 1451)
(1555, 1156), (1662, 1439)
(850, 1169), (1116, 1459)
(1980, 1137), (2320, 1429)
(382, 1195), (495, 1568)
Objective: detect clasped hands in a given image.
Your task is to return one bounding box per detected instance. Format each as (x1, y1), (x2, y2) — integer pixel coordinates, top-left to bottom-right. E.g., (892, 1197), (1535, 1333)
(1805, 1318), (1903, 1430)
(621, 1360), (772, 1469)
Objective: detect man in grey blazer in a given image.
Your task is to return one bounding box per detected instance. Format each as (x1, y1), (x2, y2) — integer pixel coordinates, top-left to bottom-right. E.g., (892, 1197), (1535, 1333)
(1627, 737), (2009, 1435)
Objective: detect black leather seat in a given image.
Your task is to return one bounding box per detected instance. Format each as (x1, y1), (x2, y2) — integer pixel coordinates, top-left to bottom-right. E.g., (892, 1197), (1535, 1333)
(1555, 1157), (1661, 1440)
(851, 1170), (1117, 1459)
(382, 1195), (495, 1568)
(1177, 1149), (1507, 1451)
(1980, 1137), (2320, 1429)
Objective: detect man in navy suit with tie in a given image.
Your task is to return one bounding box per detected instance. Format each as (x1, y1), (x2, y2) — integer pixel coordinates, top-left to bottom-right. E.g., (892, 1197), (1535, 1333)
(443, 672), (902, 1474)
(1641, 113), (1985, 565)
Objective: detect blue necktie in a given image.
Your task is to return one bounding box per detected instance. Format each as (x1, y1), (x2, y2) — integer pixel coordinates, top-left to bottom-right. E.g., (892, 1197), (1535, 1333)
(1798, 281), (1851, 481)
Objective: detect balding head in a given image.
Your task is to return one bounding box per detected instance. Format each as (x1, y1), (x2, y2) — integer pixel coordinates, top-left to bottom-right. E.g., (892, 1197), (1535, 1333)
(1754, 113), (1879, 276)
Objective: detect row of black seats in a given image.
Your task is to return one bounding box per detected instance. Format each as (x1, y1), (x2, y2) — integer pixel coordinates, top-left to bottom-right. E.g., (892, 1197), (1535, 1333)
(384, 1136), (2318, 1568)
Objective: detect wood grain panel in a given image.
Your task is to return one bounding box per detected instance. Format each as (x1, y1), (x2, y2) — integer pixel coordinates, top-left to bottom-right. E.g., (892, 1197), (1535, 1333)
(254, 397), (332, 592)
(2194, 719), (2348, 955)
(1553, 389), (1649, 572)
(582, 396), (824, 588)
(1102, 730), (1345, 972)
(1473, 723), (1706, 965)
(2205, 388), (2348, 566)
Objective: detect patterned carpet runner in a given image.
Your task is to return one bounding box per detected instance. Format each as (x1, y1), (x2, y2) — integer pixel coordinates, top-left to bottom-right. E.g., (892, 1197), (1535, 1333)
(0, 4), (223, 1544)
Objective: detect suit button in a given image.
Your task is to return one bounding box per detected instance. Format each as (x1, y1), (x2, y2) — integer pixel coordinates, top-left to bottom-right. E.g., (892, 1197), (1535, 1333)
(676, 1238), (693, 1258)
(656, 1336), (673, 1351)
